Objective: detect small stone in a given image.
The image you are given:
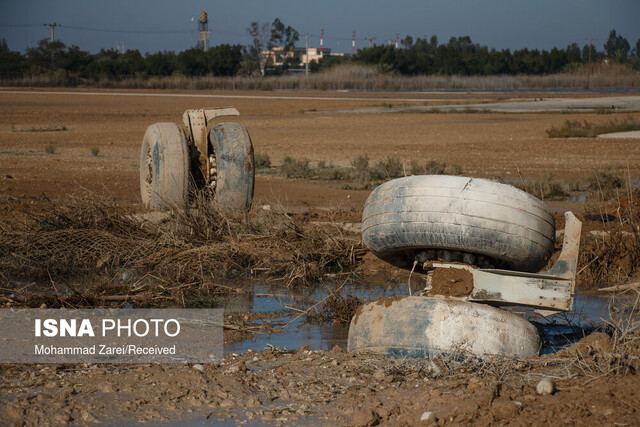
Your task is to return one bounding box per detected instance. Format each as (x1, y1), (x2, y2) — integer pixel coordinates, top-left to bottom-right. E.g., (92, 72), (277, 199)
(192, 364), (205, 372)
(420, 411), (436, 423)
(329, 345), (344, 353)
(372, 370), (386, 381)
(536, 378), (555, 395)
(226, 362), (246, 374)
(40, 303), (47, 309)
(253, 357), (259, 362)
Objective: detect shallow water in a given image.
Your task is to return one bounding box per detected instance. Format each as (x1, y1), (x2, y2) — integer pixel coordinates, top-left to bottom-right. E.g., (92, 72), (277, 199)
(224, 283), (405, 354)
(224, 283), (613, 355)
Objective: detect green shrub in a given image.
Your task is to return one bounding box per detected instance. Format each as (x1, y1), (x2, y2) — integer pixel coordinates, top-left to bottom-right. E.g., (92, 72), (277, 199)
(444, 164), (463, 175)
(281, 156), (312, 179)
(373, 156), (404, 179)
(254, 153), (271, 168)
(424, 160), (446, 175)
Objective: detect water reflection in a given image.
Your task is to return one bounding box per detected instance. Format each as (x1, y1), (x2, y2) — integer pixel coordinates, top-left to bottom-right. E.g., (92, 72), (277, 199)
(224, 284), (613, 355)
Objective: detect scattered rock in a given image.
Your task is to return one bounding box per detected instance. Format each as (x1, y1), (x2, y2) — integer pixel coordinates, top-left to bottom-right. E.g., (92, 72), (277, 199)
(330, 345), (344, 353)
(192, 364), (205, 372)
(536, 378), (556, 395)
(226, 362), (247, 374)
(373, 369), (386, 381)
(420, 411), (436, 423)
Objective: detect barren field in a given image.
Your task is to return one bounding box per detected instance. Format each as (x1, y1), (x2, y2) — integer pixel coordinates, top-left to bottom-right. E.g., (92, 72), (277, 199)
(1, 89), (639, 210)
(1, 88), (639, 426)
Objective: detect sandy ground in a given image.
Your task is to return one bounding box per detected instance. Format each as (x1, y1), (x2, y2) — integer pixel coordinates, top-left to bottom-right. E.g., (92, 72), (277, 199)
(1, 88), (639, 426)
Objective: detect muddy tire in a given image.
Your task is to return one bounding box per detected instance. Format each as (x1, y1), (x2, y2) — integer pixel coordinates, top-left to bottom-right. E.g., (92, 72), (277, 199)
(209, 123), (254, 212)
(362, 175), (555, 272)
(348, 296), (541, 358)
(140, 123), (189, 210)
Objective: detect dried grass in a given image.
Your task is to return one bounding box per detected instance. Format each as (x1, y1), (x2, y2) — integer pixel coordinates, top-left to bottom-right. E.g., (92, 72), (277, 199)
(4, 63), (638, 91)
(578, 174), (640, 289)
(0, 192), (365, 307)
(547, 116), (640, 138)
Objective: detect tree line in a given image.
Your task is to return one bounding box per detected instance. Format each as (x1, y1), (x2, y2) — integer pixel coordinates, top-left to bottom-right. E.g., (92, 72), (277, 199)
(0, 26), (638, 81)
(351, 30), (640, 76)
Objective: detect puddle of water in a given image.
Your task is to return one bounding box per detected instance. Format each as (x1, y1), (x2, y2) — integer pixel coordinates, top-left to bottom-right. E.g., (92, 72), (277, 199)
(224, 284), (613, 355)
(510, 293), (613, 354)
(224, 283), (405, 354)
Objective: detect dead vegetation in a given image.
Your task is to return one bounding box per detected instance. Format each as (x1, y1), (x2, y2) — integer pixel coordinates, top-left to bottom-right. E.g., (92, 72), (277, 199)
(546, 115), (640, 138)
(272, 154), (463, 190)
(578, 173), (640, 289)
(5, 63), (639, 91)
(0, 192), (366, 308)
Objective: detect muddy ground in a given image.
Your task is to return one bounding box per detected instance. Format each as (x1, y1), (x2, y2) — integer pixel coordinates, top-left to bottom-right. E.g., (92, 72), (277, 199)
(1, 88), (639, 425)
(2, 332), (639, 426)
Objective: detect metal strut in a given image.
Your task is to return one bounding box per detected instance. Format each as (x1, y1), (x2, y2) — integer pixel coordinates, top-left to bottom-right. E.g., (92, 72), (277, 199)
(423, 211), (582, 313)
(182, 107), (240, 184)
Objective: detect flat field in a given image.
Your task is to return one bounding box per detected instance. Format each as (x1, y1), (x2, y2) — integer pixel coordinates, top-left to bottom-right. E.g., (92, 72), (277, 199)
(1, 89), (639, 212)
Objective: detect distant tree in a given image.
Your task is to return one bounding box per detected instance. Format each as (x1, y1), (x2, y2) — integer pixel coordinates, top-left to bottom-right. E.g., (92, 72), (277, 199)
(269, 18), (299, 71)
(0, 38), (25, 76)
(630, 39), (640, 70)
(26, 39), (67, 71)
(269, 18), (299, 53)
(604, 29), (630, 63)
(247, 21), (271, 76)
(145, 51), (177, 76)
(208, 44), (243, 76)
(176, 49), (208, 76)
(64, 45), (92, 74)
(400, 35), (413, 49)
(119, 49), (145, 75)
(565, 42), (582, 64)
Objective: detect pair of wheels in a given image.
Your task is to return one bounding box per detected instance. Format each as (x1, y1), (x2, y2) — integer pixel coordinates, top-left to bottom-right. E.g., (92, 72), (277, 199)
(139, 122), (254, 211)
(350, 175), (556, 358)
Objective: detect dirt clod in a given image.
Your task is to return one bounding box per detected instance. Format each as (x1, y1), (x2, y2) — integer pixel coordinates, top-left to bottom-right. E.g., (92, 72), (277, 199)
(429, 267), (474, 297)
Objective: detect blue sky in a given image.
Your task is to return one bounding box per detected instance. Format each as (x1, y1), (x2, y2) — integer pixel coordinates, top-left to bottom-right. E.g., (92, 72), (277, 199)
(1, 0), (638, 54)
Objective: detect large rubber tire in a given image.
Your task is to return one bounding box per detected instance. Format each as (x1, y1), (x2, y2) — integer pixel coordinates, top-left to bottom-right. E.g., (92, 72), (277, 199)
(209, 123), (255, 212)
(362, 175), (555, 272)
(348, 296), (541, 359)
(140, 123), (189, 210)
